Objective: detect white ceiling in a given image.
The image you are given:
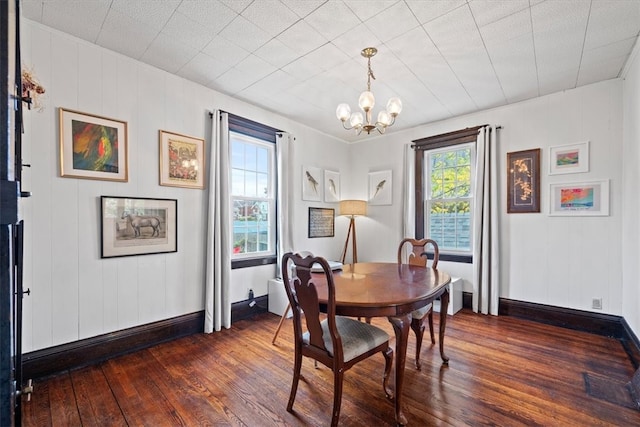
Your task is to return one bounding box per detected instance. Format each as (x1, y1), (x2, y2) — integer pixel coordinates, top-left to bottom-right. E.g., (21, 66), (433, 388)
(22, 0), (640, 142)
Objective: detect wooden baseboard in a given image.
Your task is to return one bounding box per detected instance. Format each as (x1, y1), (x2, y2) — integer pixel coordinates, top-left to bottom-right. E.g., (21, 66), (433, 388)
(499, 298), (640, 369)
(22, 294), (638, 380)
(23, 295), (269, 381)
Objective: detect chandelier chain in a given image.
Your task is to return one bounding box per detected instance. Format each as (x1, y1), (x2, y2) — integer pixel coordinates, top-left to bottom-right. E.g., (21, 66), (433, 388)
(367, 57), (375, 92)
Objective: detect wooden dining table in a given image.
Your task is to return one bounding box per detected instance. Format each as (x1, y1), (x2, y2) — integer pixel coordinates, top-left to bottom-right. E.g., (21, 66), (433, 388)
(312, 262), (451, 426)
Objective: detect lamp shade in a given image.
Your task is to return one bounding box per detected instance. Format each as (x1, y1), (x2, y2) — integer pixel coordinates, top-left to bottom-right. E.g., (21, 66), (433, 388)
(340, 199), (367, 216)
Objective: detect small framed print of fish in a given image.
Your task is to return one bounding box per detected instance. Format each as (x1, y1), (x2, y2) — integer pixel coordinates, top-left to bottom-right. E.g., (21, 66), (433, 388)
(302, 165), (323, 201)
(324, 170), (340, 203)
(368, 170), (392, 205)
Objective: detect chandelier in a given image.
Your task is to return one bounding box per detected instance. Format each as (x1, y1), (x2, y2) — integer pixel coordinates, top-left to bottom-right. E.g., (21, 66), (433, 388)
(336, 47), (402, 135)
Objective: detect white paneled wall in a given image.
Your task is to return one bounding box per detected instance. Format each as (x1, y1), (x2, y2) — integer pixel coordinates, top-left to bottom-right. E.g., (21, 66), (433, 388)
(20, 18), (638, 352)
(349, 79), (624, 317)
(20, 21), (349, 352)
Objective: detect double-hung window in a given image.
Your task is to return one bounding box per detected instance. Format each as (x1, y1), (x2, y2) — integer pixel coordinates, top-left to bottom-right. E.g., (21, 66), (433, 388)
(413, 126), (481, 263)
(229, 115), (278, 267)
(425, 145), (474, 253)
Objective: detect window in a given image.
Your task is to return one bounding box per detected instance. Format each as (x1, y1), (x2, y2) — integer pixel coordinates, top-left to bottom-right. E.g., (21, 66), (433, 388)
(412, 126), (482, 263)
(228, 114), (279, 268)
(425, 144), (474, 253)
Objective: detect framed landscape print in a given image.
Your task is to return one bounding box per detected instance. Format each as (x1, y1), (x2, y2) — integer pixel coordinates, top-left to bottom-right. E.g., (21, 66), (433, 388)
(101, 196), (177, 258)
(507, 148), (541, 213)
(549, 180), (609, 216)
(549, 141), (589, 175)
(59, 108), (128, 181)
(159, 130), (205, 189)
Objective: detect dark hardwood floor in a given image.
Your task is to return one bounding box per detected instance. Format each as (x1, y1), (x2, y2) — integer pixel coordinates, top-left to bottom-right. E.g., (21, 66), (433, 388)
(21, 310), (640, 426)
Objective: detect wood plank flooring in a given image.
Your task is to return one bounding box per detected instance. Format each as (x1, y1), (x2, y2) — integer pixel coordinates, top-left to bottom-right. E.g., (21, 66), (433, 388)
(21, 310), (640, 426)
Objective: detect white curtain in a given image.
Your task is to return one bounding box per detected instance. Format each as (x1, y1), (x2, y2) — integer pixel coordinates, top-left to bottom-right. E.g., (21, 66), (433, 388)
(204, 110), (232, 333)
(276, 132), (295, 279)
(472, 126), (500, 315)
(402, 144), (416, 259)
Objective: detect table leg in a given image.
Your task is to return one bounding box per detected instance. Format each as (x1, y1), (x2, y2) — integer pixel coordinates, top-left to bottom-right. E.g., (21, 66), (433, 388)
(439, 288), (450, 364)
(388, 314), (410, 426)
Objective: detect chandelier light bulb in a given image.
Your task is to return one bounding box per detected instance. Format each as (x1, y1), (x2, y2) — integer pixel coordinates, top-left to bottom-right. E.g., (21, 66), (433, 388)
(358, 91), (375, 112)
(350, 112), (364, 128)
(387, 97), (402, 116)
(377, 110), (391, 126)
(336, 103), (351, 121)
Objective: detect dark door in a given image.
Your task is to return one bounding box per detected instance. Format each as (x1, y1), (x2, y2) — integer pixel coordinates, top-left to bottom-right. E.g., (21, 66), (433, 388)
(1, 0), (26, 425)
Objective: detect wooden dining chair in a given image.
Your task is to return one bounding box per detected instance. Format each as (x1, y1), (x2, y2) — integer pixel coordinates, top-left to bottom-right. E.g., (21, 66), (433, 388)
(397, 237), (439, 370)
(281, 252), (393, 427)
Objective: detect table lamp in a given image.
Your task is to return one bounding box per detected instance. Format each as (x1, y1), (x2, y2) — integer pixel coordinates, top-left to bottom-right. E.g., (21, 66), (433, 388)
(339, 199), (367, 264)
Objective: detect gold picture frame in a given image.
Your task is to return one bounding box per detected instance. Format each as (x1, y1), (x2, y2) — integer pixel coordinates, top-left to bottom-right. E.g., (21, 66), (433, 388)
(159, 130), (205, 189)
(59, 108), (128, 181)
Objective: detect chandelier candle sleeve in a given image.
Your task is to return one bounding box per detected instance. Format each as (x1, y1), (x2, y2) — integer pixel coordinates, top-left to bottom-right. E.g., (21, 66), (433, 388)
(336, 47), (402, 135)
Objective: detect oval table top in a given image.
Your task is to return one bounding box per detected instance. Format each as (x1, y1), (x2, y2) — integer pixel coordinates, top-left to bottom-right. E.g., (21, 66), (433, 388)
(312, 262), (451, 318)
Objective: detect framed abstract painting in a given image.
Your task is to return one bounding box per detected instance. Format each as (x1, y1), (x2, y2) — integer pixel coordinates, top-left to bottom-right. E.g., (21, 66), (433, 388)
(549, 141), (589, 175)
(59, 108), (128, 181)
(549, 180), (609, 216)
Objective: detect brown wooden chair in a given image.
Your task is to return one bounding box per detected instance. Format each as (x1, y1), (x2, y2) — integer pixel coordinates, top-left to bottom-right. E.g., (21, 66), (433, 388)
(281, 252), (393, 427)
(397, 237), (440, 370)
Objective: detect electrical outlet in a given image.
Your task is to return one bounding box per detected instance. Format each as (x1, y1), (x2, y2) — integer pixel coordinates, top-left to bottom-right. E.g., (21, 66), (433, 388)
(592, 298), (602, 310)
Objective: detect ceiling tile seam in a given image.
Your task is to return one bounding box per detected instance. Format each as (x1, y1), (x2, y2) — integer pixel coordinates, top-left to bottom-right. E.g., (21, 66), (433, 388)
(468, 2), (508, 105)
(93, 1), (115, 45)
(529, 0), (541, 98)
(574, 0), (593, 89)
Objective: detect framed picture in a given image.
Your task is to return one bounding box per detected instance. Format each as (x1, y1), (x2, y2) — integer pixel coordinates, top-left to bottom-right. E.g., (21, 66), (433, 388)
(159, 130), (205, 189)
(302, 165), (323, 201)
(549, 141), (589, 175)
(100, 196), (177, 258)
(549, 180), (609, 216)
(308, 207), (334, 238)
(368, 170), (392, 205)
(324, 170), (341, 203)
(507, 148), (541, 213)
(59, 108), (128, 181)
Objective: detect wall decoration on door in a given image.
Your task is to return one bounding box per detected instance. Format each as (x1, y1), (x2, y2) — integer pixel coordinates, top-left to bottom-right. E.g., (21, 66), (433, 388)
(101, 196), (177, 258)
(368, 170), (392, 205)
(507, 148), (541, 213)
(302, 165), (323, 201)
(324, 170), (341, 203)
(549, 180), (609, 216)
(549, 141), (589, 175)
(308, 207), (335, 238)
(59, 108), (128, 181)
(159, 130), (205, 189)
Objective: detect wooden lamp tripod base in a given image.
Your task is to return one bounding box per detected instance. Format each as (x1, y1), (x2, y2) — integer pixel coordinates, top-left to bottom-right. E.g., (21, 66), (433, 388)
(340, 215), (358, 264)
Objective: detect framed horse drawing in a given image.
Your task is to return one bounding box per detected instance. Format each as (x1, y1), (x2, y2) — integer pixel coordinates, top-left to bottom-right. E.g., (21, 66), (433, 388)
(100, 196), (177, 258)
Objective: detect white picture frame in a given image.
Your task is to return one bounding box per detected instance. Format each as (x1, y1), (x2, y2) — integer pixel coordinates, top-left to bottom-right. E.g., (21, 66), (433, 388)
(549, 179), (609, 216)
(302, 165), (323, 201)
(324, 170), (340, 203)
(549, 141), (589, 175)
(368, 170), (392, 205)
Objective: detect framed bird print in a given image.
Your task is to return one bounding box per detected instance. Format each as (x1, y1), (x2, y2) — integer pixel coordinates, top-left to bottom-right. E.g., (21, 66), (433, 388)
(302, 165), (323, 201)
(324, 170), (340, 203)
(368, 170), (392, 205)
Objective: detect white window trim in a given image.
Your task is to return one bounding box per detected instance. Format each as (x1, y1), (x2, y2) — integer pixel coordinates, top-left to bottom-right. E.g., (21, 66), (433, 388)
(230, 131), (276, 260)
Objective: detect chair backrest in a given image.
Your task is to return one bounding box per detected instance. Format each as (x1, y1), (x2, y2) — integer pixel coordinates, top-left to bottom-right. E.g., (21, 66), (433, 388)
(397, 238), (439, 268)
(281, 252), (342, 362)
